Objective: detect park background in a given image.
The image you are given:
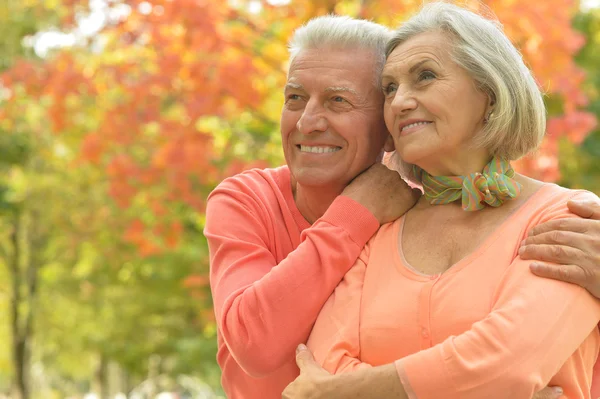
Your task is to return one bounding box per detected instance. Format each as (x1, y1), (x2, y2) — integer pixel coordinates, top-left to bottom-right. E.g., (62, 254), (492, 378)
(0, 0), (599, 398)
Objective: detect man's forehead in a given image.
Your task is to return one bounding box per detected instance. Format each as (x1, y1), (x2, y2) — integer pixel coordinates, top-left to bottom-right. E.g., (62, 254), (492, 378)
(284, 81), (360, 95)
(285, 69), (371, 95)
(287, 48), (376, 82)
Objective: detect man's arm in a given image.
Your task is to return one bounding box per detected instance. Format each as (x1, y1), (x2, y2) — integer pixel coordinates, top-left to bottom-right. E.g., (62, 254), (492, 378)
(206, 165), (418, 377)
(283, 347), (564, 399)
(520, 194), (600, 297)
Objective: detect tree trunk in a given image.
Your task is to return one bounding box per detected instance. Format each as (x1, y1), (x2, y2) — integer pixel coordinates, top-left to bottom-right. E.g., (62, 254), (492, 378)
(93, 354), (109, 399)
(9, 211), (29, 399)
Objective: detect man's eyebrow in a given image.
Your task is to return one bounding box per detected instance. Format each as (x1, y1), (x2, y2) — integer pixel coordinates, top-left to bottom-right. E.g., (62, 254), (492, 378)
(284, 82), (304, 91)
(324, 86), (359, 96)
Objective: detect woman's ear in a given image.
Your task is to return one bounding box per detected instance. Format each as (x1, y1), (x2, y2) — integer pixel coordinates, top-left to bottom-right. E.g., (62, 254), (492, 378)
(487, 91), (496, 112)
(383, 134), (395, 152)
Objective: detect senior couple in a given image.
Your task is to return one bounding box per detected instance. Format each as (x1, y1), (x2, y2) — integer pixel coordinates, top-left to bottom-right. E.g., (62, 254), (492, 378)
(205, 3), (600, 398)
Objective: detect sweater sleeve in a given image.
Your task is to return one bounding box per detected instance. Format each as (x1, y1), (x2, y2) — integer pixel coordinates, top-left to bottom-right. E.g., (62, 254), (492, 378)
(307, 248), (373, 374)
(205, 182), (379, 377)
(397, 193), (600, 399)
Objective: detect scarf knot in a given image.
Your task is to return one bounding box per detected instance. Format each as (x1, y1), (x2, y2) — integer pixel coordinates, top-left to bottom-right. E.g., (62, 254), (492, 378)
(415, 157), (522, 211)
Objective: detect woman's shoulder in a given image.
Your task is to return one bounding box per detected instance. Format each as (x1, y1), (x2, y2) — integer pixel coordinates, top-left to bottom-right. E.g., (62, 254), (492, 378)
(514, 181), (591, 228)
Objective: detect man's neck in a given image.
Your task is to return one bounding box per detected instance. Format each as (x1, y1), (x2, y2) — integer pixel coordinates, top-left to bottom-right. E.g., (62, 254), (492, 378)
(293, 183), (343, 224)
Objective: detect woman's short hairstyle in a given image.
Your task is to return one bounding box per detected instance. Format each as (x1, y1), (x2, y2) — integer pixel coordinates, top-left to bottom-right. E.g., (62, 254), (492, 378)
(288, 15), (392, 86)
(385, 2), (546, 182)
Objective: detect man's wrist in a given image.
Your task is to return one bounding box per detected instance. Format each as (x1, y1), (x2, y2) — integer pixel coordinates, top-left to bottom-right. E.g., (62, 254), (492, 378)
(324, 365), (408, 399)
(319, 372), (355, 398)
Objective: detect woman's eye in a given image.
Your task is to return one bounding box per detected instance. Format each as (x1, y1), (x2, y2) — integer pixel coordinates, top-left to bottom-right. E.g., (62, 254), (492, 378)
(382, 83), (398, 96)
(418, 70), (436, 81)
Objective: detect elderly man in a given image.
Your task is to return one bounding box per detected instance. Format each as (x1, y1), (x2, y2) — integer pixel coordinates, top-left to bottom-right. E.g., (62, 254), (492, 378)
(204, 15), (600, 399)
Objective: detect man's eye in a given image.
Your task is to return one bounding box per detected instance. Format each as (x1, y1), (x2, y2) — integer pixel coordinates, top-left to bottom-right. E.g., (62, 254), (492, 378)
(332, 96), (346, 103)
(285, 94), (302, 102)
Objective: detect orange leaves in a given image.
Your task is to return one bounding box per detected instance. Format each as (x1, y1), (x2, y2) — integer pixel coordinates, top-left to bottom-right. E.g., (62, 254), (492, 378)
(514, 111), (598, 181)
(107, 154), (138, 208)
(224, 159), (270, 179)
(360, 0), (420, 24)
(183, 274), (209, 288)
(107, 153), (138, 178)
(547, 112), (598, 145)
(0, 59), (44, 92)
(183, 274), (211, 305)
(124, 219), (146, 244)
(123, 218), (184, 257)
(80, 134), (104, 164)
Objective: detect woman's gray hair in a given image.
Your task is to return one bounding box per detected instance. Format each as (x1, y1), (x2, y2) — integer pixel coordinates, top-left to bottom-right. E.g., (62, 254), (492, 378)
(288, 15), (392, 86)
(385, 2), (546, 182)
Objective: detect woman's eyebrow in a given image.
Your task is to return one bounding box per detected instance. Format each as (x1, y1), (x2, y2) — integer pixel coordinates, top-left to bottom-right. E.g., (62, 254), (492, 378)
(409, 58), (437, 73)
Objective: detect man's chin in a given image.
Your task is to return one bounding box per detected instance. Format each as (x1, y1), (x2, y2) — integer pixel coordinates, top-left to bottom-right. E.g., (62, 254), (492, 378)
(292, 170), (346, 190)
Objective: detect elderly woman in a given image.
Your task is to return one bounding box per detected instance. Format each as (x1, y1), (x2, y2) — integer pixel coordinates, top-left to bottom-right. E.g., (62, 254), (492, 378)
(303, 3), (600, 399)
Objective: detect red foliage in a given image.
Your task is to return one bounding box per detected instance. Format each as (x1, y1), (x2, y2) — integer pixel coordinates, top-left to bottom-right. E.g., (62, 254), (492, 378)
(1, 0), (594, 257)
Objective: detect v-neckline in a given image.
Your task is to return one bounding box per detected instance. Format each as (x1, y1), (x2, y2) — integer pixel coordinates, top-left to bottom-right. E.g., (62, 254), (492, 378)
(394, 183), (554, 280)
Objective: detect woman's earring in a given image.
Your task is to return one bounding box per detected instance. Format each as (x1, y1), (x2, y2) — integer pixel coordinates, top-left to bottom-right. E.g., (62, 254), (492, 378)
(484, 110), (493, 124)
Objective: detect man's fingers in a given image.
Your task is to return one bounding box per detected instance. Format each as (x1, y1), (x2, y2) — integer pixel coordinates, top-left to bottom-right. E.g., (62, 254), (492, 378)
(568, 198), (600, 220)
(530, 263), (587, 286)
(295, 344), (317, 371)
(532, 386), (563, 399)
(521, 230), (586, 248)
(519, 243), (584, 265)
(528, 218), (590, 237)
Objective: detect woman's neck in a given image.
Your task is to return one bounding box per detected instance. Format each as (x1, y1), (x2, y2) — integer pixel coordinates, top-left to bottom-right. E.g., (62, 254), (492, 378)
(418, 148), (491, 177)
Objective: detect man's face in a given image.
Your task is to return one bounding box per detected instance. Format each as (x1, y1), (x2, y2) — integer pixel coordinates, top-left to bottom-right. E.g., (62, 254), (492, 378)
(280, 48), (388, 191)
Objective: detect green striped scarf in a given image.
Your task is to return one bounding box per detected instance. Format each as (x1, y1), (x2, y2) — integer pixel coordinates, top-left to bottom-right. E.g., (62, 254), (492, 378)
(413, 157), (522, 211)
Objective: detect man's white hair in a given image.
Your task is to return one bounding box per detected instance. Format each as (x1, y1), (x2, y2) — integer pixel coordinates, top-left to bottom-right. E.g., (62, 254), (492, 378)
(288, 15), (392, 85)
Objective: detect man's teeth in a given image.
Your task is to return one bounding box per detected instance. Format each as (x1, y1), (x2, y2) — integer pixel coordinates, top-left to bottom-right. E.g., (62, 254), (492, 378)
(402, 121), (431, 131)
(299, 145), (341, 153)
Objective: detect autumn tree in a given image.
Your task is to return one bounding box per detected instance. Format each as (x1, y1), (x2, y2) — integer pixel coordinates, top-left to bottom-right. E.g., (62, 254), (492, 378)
(0, 0), (597, 397)
(559, 7), (600, 193)
(0, 1), (80, 397)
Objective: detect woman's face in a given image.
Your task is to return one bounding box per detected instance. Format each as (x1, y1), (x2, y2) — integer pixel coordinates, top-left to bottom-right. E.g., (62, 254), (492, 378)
(382, 31), (491, 176)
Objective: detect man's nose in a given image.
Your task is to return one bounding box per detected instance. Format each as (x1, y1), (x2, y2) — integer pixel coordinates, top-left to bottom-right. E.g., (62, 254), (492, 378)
(296, 102), (328, 134)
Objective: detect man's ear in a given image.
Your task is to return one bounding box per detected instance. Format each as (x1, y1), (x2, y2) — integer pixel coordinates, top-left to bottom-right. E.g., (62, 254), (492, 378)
(383, 134), (395, 152)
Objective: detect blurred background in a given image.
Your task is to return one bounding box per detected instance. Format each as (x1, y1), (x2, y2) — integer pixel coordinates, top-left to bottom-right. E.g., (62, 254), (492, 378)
(0, 0), (599, 398)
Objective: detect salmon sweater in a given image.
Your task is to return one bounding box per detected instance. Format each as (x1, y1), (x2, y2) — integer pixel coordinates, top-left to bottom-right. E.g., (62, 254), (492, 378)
(307, 184), (600, 399)
(204, 166), (380, 398)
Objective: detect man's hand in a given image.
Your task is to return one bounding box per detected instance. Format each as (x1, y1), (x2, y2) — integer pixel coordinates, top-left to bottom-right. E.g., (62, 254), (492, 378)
(532, 387), (564, 399)
(282, 344), (331, 399)
(520, 194), (600, 298)
(342, 164), (421, 225)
